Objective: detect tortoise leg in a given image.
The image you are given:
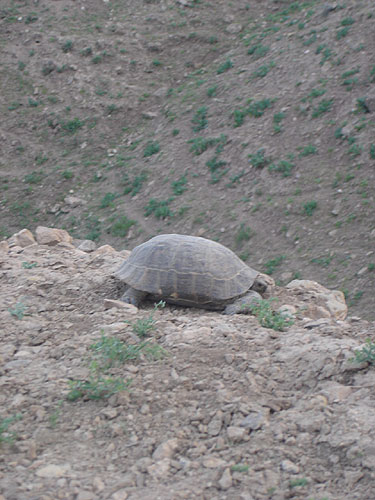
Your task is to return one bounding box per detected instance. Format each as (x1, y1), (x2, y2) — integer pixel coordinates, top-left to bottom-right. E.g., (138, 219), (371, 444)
(121, 287), (147, 307)
(223, 290), (262, 315)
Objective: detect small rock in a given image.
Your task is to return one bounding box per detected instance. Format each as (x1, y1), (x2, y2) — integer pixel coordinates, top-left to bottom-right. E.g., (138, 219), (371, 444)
(35, 226), (72, 246)
(280, 459), (299, 474)
(227, 426), (247, 442)
(240, 411), (267, 430)
(147, 458), (171, 478)
(36, 463), (71, 478)
(12, 228), (36, 247)
(111, 489), (128, 500)
(77, 240), (97, 252)
(76, 491), (95, 500)
(103, 299), (138, 313)
(226, 23), (242, 34)
(152, 438), (179, 460)
(218, 468), (232, 490)
(64, 196), (85, 207)
(207, 414), (223, 436)
(202, 456), (227, 468)
(93, 244), (116, 255)
(0, 240), (9, 252)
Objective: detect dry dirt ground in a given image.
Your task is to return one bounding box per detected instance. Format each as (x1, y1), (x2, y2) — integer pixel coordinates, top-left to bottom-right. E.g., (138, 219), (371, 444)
(1, 0), (375, 320)
(1, 227), (375, 500)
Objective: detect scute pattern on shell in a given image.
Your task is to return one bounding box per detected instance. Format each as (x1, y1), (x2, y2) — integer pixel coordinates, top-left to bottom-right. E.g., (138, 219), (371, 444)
(115, 234), (258, 306)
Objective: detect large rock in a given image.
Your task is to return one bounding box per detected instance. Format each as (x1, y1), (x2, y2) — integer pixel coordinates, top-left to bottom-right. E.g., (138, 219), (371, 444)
(11, 229), (36, 247)
(286, 279), (347, 320)
(35, 226), (73, 246)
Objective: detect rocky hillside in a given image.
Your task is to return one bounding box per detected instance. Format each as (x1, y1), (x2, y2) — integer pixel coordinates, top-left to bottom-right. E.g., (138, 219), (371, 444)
(1, 0), (375, 320)
(1, 226), (375, 499)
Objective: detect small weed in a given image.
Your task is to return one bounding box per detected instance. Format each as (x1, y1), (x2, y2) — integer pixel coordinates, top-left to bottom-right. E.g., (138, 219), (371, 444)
(61, 117), (84, 134)
(67, 375), (130, 401)
(298, 144), (317, 157)
(123, 172), (147, 197)
(144, 198), (173, 219)
(356, 97), (370, 113)
(303, 200), (317, 216)
(311, 256), (332, 267)
(188, 135), (227, 155)
(273, 112), (286, 133)
(62, 40), (73, 53)
(252, 61), (275, 79)
(249, 149), (270, 169)
(100, 192), (117, 208)
(143, 141), (160, 157)
(24, 171), (44, 184)
(233, 109), (247, 128)
(248, 98), (273, 118)
(289, 478), (308, 488)
(311, 99), (333, 118)
(352, 339), (375, 365)
(264, 255), (285, 275)
(368, 263), (375, 271)
(22, 261), (37, 269)
(207, 85), (217, 97)
(8, 301), (27, 320)
(348, 144), (362, 157)
(231, 464), (250, 472)
(249, 298), (294, 331)
(247, 43), (269, 58)
(336, 27), (349, 40)
(235, 223), (253, 247)
(127, 301), (165, 338)
(0, 414), (22, 444)
(370, 144), (375, 159)
(152, 59), (162, 67)
(61, 170), (73, 180)
(49, 401), (63, 428)
(192, 106), (208, 132)
(268, 160), (294, 177)
(172, 175), (188, 195)
(217, 59), (233, 74)
(172, 129), (180, 136)
(110, 216), (136, 237)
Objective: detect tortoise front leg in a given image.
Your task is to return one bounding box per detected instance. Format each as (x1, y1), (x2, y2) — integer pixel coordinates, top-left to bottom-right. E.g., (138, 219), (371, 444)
(121, 287), (148, 307)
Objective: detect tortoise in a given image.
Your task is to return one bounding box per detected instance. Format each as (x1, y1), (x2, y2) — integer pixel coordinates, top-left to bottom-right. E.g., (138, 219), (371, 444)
(114, 234), (267, 314)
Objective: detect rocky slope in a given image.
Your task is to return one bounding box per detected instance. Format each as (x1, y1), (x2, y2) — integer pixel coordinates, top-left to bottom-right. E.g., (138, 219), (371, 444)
(1, 227), (375, 500)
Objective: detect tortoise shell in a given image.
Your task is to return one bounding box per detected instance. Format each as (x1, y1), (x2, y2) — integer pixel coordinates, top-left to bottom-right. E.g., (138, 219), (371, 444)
(114, 234), (259, 308)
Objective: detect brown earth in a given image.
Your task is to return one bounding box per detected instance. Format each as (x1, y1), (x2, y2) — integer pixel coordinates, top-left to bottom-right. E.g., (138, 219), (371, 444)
(1, 0), (375, 321)
(1, 228), (375, 500)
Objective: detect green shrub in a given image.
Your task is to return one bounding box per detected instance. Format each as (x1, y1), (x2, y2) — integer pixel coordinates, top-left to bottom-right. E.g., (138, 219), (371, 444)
(143, 141), (160, 157)
(217, 59), (233, 74)
(311, 99), (333, 118)
(249, 299), (294, 331)
(264, 255), (285, 274)
(268, 160), (294, 177)
(110, 216), (136, 237)
(144, 198), (173, 219)
(352, 339), (375, 365)
(191, 106), (208, 132)
(303, 200), (317, 216)
(249, 149), (270, 168)
(172, 175), (188, 195)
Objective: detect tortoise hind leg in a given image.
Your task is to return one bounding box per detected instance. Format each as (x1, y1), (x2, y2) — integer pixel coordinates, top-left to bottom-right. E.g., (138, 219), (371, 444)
(121, 287), (148, 307)
(223, 290), (262, 315)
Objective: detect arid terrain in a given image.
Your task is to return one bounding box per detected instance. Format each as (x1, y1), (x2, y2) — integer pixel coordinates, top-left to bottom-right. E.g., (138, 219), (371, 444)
(1, 0), (375, 318)
(1, 226), (375, 500)
(1, 1), (375, 499)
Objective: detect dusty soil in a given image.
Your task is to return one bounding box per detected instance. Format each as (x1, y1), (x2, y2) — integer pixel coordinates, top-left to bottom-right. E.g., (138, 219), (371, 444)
(1, 229), (375, 500)
(1, 0), (375, 320)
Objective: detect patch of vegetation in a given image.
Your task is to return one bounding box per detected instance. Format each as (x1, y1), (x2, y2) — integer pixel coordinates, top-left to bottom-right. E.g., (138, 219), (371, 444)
(61, 117), (84, 134)
(303, 200), (317, 216)
(84, 215), (101, 241)
(247, 43), (270, 58)
(298, 144), (317, 157)
(207, 85), (217, 97)
(249, 149), (271, 169)
(273, 111), (286, 133)
(123, 172), (147, 197)
(352, 339), (375, 365)
(249, 298), (294, 331)
(24, 171), (44, 184)
(110, 216), (136, 237)
(264, 255), (285, 275)
(191, 106), (208, 132)
(235, 223), (253, 247)
(144, 198), (174, 219)
(217, 59), (233, 74)
(252, 61), (275, 78)
(0, 414), (22, 444)
(171, 175), (188, 195)
(62, 40), (73, 53)
(22, 261), (37, 269)
(311, 256), (332, 267)
(100, 192), (118, 208)
(188, 134), (227, 155)
(143, 141), (160, 157)
(268, 159), (294, 177)
(311, 99), (334, 118)
(126, 301), (166, 338)
(8, 301), (27, 320)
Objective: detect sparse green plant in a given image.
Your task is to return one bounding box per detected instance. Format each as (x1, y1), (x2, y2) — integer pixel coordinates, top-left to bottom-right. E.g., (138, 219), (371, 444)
(249, 298), (294, 331)
(152, 59), (162, 66)
(84, 215), (101, 241)
(188, 135), (227, 155)
(235, 223), (253, 247)
(8, 301), (27, 320)
(143, 141), (160, 157)
(110, 216), (136, 237)
(348, 144), (362, 157)
(217, 59), (233, 74)
(28, 97), (39, 107)
(123, 172), (147, 196)
(368, 263), (375, 271)
(336, 27), (349, 40)
(206, 156), (228, 183)
(128, 301), (165, 338)
(298, 144), (317, 157)
(172, 128), (180, 136)
(100, 192), (117, 208)
(80, 47), (92, 57)
(8, 102), (21, 111)
(273, 111), (286, 133)
(248, 98), (272, 118)
(49, 401), (63, 428)
(24, 171), (44, 184)
(311, 99), (333, 118)
(356, 98), (370, 114)
(231, 464), (250, 472)
(172, 175), (188, 195)
(264, 255), (285, 274)
(289, 478), (308, 488)
(144, 198), (173, 219)
(61, 170), (73, 180)
(22, 261), (37, 269)
(62, 40), (73, 53)
(24, 13), (38, 24)
(0, 414), (22, 444)
(67, 375), (130, 401)
(252, 61), (275, 78)
(18, 61), (26, 71)
(207, 85), (217, 97)
(233, 109), (247, 127)
(61, 117), (84, 134)
(303, 200), (317, 216)
(247, 43), (269, 58)
(191, 106), (208, 132)
(352, 339), (375, 365)
(268, 160), (294, 177)
(311, 256), (332, 267)
(249, 149), (270, 169)
(370, 144), (375, 159)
